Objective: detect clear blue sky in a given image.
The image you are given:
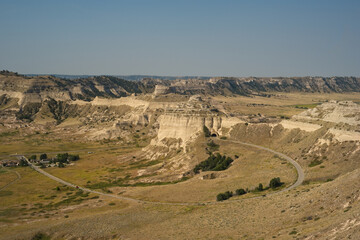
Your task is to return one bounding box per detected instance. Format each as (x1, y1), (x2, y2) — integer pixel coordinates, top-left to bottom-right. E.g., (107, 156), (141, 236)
(0, 0), (359, 76)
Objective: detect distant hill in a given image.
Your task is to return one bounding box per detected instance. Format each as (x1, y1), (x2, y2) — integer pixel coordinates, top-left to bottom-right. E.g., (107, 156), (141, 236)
(1, 71), (360, 106)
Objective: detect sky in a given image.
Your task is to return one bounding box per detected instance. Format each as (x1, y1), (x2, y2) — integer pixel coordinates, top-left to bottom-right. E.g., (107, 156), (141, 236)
(0, 0), (359, 77)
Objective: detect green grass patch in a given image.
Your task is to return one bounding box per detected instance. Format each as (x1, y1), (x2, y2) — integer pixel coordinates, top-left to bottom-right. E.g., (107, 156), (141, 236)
(0, 190), (14, 197)
(129, 160), (161, 169)
(0, 130), (19, 138)
(292, 103), (319, 109)
(309, 159), (323, 167)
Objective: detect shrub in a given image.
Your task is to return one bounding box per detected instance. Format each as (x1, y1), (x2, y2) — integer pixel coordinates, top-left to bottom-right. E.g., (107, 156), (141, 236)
(309, 159), (323, 167)
(216, 193), (226, 201)
(235, 188), (247, 195)
(269, 177), (283, 189)
(256, 183), (264, 191)
(207, 140), (219, 152)
(216, 191), (233, 201)
(31, 232), (51, 240)
(40, 153), (47, 160)
(68, 154), (80, 161)
(19, 159), (28, 167)
(29, 155), (37, 160)
(55, 153), (69, 163)
(203, 125), (211, 137)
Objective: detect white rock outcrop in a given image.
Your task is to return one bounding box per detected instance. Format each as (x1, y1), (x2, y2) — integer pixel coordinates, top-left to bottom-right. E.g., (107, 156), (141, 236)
(294, 101), (360, 125)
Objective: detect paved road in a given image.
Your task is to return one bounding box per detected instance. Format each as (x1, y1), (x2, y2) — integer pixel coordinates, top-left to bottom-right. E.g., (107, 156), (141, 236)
(21, 140), (304, 206)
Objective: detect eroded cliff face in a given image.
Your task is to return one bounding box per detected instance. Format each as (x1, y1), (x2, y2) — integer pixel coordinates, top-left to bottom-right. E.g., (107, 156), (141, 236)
(149, 96), (244, 149)
(153, 114), (245, 147)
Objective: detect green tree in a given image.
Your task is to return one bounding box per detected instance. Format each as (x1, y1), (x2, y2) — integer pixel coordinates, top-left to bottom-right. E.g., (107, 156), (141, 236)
(19, 159), (28, 167)
(31, 232), (50, 240)
(256, 183), (264, 191)
(29, 155), (37, 160)
(40, 153), (47, 160)
(68, 154), (80, 161)
(193, 153), (233, 174)
(269, 177), (283, 189)
(56, 153), (69, 163)
(235, 188), (246, 195)
(203, 125), (211, 137)
(216, 191), (233, 201)
(224, 191), (233, 199)
(216, 193), (226, 201)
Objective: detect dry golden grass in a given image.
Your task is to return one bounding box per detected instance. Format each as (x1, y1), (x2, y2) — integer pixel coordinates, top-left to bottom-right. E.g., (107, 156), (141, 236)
(112, 142), (296, 203)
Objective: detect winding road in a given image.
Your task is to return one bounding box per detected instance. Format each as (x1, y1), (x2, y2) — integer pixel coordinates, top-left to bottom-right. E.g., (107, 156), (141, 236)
(21, 139), (304, 205)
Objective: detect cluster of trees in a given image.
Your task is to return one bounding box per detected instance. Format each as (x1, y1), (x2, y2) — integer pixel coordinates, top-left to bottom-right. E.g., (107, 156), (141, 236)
(29, 153), (48, 161)
(216, 191), (233, 201)
(193, 153), (233, 174)
(269, 177), (283, 189)
(216, 177), (284, 201)
(217, 188), (247, 201)
(255, 178), (284, 192)
(55, 153), (80, 163)
(28, 153), (80, 168)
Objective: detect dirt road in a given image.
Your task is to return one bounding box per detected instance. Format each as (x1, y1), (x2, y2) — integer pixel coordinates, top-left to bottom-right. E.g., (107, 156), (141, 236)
(0, 167), (21, 191)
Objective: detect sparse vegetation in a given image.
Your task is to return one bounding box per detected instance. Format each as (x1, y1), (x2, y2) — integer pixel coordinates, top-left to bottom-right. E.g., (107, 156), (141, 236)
(309, 159), (323, 167)
(206, 140), (219, 152)
(31, 232), (51, 240)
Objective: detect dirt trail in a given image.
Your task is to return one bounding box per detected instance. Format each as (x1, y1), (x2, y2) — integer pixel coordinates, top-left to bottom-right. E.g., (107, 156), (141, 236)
(0, 167), (21, 191)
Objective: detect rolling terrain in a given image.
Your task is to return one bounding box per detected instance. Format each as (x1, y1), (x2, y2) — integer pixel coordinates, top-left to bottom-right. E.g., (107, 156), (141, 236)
(0, 71), (360, 239)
